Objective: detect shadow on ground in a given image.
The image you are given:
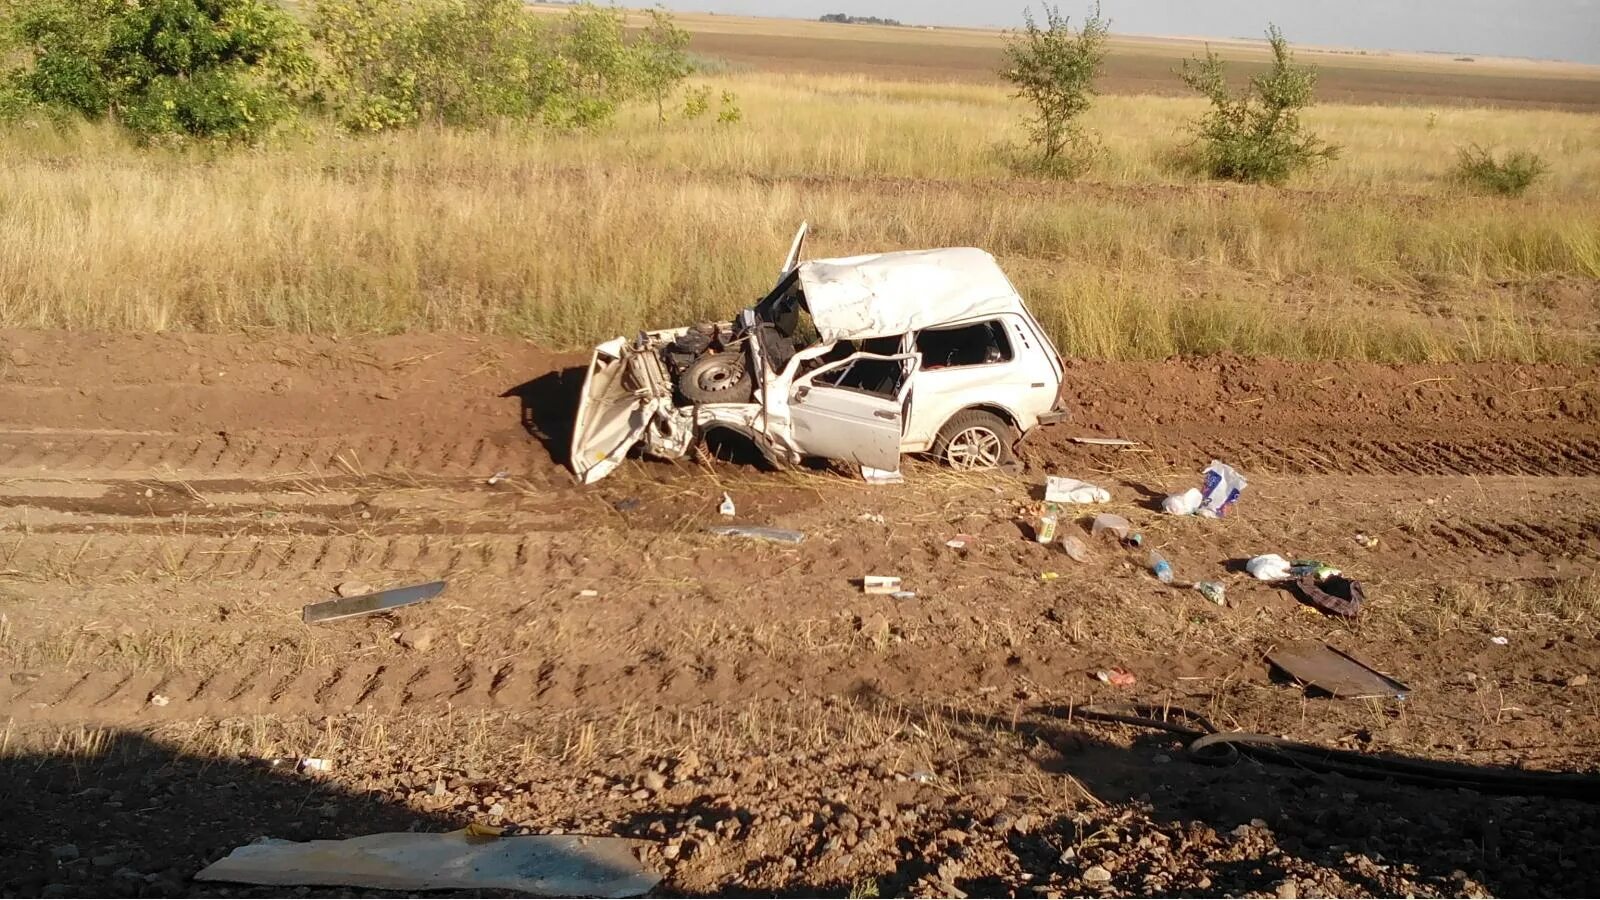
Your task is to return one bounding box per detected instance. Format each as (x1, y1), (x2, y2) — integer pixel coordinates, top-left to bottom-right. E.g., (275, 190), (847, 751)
(503, 365), (587, 468)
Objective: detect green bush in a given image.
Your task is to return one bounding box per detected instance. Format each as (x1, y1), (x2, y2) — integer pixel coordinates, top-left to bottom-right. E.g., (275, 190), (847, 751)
(1, 0), (313, 141)
(1455, 144), (1549, 196)
(1180, 25), (1338, 183)
(681, 83), (711, 119)
(1000, 3), (1108, 177)
(310, 0), (697, 132)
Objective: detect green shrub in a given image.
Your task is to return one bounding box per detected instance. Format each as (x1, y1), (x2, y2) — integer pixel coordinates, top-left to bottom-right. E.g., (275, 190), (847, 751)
(682, 83), (711, 119)
(1000, 4), (1108, 177)
(310, 0), (695, 132)
(1, 0), (313, 141)
(1180, 25), (1338, 183)
(716, 89), (741, 124)
(1454, 144), (1549, 196)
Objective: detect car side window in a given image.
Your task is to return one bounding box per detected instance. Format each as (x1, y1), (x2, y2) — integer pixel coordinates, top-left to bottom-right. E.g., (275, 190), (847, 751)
(812, 336), (907, 398)
(915, 320), (1013, 369)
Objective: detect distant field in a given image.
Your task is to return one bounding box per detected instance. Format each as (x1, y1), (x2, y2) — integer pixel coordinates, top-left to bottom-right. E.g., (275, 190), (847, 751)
(663, 10), (1600, 111)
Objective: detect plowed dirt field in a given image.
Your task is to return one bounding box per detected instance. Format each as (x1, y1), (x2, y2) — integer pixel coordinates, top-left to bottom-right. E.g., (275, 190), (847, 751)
(4, 330), (1599, 897)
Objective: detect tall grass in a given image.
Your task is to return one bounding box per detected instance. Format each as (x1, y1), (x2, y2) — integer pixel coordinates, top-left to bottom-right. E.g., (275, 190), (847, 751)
(0, 73), (1596, 361)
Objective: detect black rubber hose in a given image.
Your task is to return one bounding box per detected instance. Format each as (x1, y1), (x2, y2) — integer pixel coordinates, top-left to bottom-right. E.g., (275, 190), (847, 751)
(1065, 703), (1600, 801)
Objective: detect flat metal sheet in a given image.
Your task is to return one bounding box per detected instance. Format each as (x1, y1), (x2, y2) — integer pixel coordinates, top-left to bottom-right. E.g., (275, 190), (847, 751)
(302, 581), (446, 625)
(706, 525), (806, 544)
(1071, 437), (1141, 446)
(1267, 641), (1409, 700)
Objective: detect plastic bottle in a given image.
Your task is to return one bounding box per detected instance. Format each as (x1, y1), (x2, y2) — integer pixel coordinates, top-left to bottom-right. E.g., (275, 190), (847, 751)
(1147, 551), (1174, 584)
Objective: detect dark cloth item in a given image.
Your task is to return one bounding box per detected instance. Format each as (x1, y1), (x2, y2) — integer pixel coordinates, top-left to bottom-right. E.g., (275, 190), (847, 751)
(1291, 574), (1365, 617)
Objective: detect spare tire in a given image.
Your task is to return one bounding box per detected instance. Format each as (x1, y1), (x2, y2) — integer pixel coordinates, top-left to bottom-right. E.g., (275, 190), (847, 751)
(679, 352), (754, 404)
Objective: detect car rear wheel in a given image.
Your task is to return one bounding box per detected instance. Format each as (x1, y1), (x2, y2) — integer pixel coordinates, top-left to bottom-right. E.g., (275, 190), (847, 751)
(933, 410), (1017, 470)
(679, 352), (754, 404)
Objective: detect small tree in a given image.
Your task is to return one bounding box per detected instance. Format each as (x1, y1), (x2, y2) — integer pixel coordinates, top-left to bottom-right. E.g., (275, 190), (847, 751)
(1454, 144), (1548, 196)
(634, 7), (691, 123)
(1001, 4), (1108, 176)
(2, 0), (313, 141)
(1180, 25), (1337, 183)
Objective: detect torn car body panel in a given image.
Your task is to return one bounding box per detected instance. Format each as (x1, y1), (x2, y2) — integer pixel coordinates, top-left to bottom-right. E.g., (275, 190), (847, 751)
(568, 227), (1068, 483)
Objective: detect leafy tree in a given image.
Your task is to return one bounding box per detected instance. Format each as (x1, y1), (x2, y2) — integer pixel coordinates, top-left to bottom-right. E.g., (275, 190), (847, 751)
(1, 0), (313, 140)
(1000, 3), (1108, 176)
(1180, 25), (1338, 183)
(634, 7), (690, 123)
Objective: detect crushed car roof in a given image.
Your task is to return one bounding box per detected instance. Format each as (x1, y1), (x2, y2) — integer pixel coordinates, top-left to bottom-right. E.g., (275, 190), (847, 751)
(796, 247), (1024, 343)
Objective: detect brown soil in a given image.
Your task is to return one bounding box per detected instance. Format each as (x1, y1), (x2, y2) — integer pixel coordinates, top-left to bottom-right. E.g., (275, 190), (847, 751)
(3, 330), (1600, 897)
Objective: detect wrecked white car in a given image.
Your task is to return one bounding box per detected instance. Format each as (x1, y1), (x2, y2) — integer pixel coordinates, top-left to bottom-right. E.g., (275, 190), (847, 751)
(570, 225), (1069, 484)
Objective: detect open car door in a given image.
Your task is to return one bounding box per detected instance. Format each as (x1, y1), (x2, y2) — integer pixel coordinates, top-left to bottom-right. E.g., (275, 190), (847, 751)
(786, 351), (919, 471)
(778, 222), (808, 279)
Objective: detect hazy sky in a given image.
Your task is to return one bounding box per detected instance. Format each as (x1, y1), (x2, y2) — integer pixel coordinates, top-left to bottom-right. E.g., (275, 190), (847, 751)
(660, 0), (1600, 64)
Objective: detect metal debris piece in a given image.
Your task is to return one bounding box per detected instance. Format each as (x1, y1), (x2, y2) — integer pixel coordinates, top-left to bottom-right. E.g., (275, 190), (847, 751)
(705, 525), (805, 544)
(302, 581), (446, 625)
(193, 830), (659, 897)
(487, 471), (510, 485)
(1267, 641), (1409, 700)
(863, 575), (902, 595)
(1071, 437), (1140, 446)
(862, 466), (905, 485)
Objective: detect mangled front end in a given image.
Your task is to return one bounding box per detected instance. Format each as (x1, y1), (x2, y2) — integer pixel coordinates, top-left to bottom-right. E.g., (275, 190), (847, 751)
(569, 336), (694, 484)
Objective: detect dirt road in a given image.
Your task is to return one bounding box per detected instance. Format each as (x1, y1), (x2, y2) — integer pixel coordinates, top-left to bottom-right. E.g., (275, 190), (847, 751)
(3, 330), (1599, 897)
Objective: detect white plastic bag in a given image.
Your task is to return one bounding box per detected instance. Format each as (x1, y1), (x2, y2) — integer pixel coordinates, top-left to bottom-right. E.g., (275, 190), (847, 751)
(1045, 476), (1111, 504)
(1198, 460), (1247, 517)
(1161, 487), (1203, 515)
(1246, 553), (1292, 581)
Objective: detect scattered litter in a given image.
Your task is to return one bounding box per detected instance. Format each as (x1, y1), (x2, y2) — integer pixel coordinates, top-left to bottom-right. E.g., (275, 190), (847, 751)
(148, 693), (170, 707)
(1095, 667), (1137, 687)
(613, 498), (641, 513)
(1089, 513), (1132, 543)
(1290, 575), (1364, 618)
(909, 770), (936, 783)
(1491, 636), (1509, 646)
(486, 471), (510, 486)
(302, 581), (446, 625)
(1196, 460), (1247, 517)
(1071, 437), (1140, 447)
(1161, 487), (1203, 516)
(1147, 551), (1174, 584)
(336, 580), (373, 599)
(1045, 476), (1111, 504)
(1059, 534), (1090, 562)
(1039, 572), (1060, 582)
(1246, 554), (1292, 581)
(890, 590), (918, 601)
(945, 533), (977, 551)
(1267, 641), (1409, 700)
(718, 493), (736, 517)
(1289, 559), (1341, 580)
(1195, 581), (1227, 605)
(1034, 510), (1059, 543)
(578, 589), (600, 598)
(857, 513), (886, 524)
(267, 757), (332, 774)
(193, 830), (660, 897)
(705, 525), (805, 544)
(863, 575), (902, 595)
(1354, 532), (1379, 549)
(862, 466), (904, 485)
(1568, 673), (1589, 687)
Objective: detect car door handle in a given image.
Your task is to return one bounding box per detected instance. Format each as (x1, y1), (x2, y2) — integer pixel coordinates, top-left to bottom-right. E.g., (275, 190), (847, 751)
(874, 410), (899, 421)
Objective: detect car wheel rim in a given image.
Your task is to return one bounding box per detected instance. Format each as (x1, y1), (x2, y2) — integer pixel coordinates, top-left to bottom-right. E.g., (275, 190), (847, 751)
(947, 426), (1002, 469)
(699, 362), (741, 390)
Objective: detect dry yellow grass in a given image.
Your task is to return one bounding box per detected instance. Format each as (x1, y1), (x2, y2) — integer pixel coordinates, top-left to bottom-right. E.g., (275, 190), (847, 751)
(0, 72), (1596, 361)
